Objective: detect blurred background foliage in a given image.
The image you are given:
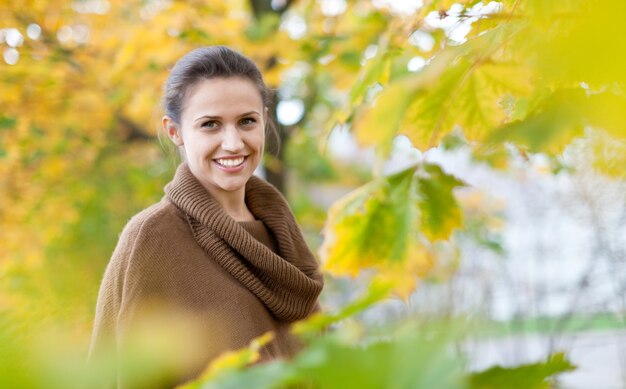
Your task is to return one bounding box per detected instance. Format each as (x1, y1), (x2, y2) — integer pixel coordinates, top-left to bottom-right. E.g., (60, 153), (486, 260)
(1, 0), (625, 387)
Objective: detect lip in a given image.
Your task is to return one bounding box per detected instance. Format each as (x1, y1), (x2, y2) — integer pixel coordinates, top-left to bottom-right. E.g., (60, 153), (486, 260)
(213, 155), (248, 173)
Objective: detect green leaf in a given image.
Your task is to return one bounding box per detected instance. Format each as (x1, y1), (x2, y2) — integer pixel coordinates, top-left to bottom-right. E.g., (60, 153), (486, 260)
(349, 52), (391, 106)
(352, 48), (461, 154)
(180, 332), (275, 389)
(486, 88), (626, 155)
(355, 23), (531, 153)
(469, 352), (576, 389)
(296, 323), (467, 389)
(400, 60), (469, 150)
(486, 89), (586, 153)
(352, 74), (420, 156)
(320, 166), (419, 275)
(292, 280), (392, 336)
(401, 54), (531, 149)
(417, 164), (465, 241)
(195, 361), (297, 389)
(0, 116), (16, 130)
(244, 13), (281, 41)
(320, 163), (463, 296)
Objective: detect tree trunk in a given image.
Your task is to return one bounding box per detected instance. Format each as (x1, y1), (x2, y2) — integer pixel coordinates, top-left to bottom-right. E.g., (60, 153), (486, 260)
(248, 0), (295, 194)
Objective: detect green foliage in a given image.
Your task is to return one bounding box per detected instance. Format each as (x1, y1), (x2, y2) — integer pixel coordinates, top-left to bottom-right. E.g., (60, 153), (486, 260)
(188, 318), (575, 389)
(187, 321), (468, 389)
(469, 353), (576, 389)
(296, 327), (465, 389)
(321, 166), (418, 270)
(293, 280), (392, 337)
(286, 130), (338, 183)
(320, 162), (463, 297)
(416, 163), (465, 241)
(0, 312), (32, 388)
(525, 0), (626, 86)
(193, 360), (296, 389)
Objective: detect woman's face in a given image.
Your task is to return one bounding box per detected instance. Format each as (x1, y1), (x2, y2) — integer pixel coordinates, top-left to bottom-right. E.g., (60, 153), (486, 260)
(165, 77), (266, 200)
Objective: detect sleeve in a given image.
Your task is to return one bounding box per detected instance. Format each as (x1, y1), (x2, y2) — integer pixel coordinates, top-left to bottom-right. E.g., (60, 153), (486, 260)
(88, 212), (195, 388)
(87, 217), (154, 388)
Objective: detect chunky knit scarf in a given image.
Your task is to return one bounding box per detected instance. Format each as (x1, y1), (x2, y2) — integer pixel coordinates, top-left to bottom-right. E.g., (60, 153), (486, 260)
(164, 163), (323, 322)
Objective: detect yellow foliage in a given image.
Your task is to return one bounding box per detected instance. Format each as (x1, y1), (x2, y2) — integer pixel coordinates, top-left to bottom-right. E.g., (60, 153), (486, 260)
(178, 332), (274, 388)
(378, 242), (433, 300)
(320, 164), (462, 296)
(592, 133), (626, 179)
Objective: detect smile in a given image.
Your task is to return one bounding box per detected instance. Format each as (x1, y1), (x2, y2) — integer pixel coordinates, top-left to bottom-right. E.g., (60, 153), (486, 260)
(215, 156), (246, 168)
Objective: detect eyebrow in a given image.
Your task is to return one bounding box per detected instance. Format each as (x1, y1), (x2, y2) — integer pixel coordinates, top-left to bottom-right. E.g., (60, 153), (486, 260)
(193, 111), (261, 124)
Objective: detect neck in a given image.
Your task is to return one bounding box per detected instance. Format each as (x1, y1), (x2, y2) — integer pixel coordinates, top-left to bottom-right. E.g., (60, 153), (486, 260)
(205, 186), (255, 222)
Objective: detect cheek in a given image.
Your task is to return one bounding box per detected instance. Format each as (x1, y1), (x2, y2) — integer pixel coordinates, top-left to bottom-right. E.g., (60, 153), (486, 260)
(248, 131), (266, 152)
(185, 133), (217, 152)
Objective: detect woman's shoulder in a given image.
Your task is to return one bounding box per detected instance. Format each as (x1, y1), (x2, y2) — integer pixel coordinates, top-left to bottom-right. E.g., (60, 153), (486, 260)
(112, 198), (189, 262)
(124, 197), (184, 234)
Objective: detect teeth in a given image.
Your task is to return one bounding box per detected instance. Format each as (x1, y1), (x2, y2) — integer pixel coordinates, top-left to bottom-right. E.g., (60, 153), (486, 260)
(216, 157), (244, 167)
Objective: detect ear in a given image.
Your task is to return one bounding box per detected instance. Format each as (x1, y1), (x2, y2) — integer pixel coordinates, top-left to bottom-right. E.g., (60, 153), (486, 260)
(263, 107), (269, 127)
(162, 116), (183, 146)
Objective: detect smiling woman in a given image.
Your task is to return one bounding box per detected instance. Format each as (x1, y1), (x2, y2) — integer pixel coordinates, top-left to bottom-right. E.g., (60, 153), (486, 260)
(163, 77), (267, 221)
(88, 46), (324, 388)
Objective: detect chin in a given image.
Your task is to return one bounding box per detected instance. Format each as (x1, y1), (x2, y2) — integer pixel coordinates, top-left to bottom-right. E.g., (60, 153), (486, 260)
(216, 178), (249, 193)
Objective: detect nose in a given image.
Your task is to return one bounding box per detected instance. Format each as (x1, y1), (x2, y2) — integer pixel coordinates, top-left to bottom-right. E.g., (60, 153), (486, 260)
(221, 125), (244, 152)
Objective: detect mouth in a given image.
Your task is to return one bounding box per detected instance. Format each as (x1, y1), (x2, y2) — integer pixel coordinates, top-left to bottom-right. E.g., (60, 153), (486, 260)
(214, 156), (246, 169)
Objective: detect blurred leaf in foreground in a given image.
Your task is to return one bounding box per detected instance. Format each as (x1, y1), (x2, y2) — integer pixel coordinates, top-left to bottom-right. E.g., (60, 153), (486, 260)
(179, 332), (274, 389)
(292, 279), (392, 337)
(192, 321), (467, 389)
(295, 322), (466, 389)
(468, 352), (576, 389)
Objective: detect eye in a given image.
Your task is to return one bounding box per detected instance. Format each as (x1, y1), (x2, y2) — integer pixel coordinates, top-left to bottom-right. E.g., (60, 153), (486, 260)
(201, 120), (219, 129)
(240, 117), (257, 126)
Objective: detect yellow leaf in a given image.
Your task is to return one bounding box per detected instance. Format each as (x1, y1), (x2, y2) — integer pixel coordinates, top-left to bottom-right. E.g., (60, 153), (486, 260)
(179, 332), (274, 388)
(378, 242), (433, 300)
(320, 167), (418, 276)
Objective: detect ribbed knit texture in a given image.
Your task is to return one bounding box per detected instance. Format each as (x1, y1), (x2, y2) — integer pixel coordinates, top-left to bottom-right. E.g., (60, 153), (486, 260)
(239, 220), (278, 253)
(165, 163), (323, 322)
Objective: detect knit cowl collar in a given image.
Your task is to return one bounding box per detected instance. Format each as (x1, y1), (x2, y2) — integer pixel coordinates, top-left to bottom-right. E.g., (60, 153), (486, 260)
(164, 163), (323, 322)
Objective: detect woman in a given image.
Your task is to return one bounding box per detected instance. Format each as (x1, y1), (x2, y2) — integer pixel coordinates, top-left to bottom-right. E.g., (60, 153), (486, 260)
(89, 46), (324, 386)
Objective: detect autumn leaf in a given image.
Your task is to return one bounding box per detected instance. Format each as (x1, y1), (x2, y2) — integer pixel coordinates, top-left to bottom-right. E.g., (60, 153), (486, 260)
(523, 0), (626, 86)
(320, 163), (463, 297)
(582, 92), (626, 140)
(487, 88), (626, 155)
(400, 28), (531, 149)
(589, 131), (626, 178)
(352, 48), (459, 154)
(178, 332), (274, 389)
(349, 51), (392, 107)
(352, 72), (422, 155)
(353, 23), (532, 153)
(320, 166), (419, 276)
(292, 279), (392, 336)
(416, 163), (465, 241)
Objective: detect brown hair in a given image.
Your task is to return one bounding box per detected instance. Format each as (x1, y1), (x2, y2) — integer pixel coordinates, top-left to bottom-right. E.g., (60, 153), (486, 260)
(163, 46), (277, 142)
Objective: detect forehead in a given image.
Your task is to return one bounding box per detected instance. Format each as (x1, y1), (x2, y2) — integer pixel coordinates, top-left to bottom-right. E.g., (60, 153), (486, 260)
(183, 77), (264, 118)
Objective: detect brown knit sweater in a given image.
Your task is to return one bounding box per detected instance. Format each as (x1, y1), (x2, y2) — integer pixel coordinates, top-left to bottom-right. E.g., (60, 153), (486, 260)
(89, 163), (323, 387)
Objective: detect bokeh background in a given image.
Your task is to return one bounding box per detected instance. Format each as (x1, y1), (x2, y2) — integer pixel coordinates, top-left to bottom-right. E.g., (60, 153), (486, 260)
(1, 0), (625, 387)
